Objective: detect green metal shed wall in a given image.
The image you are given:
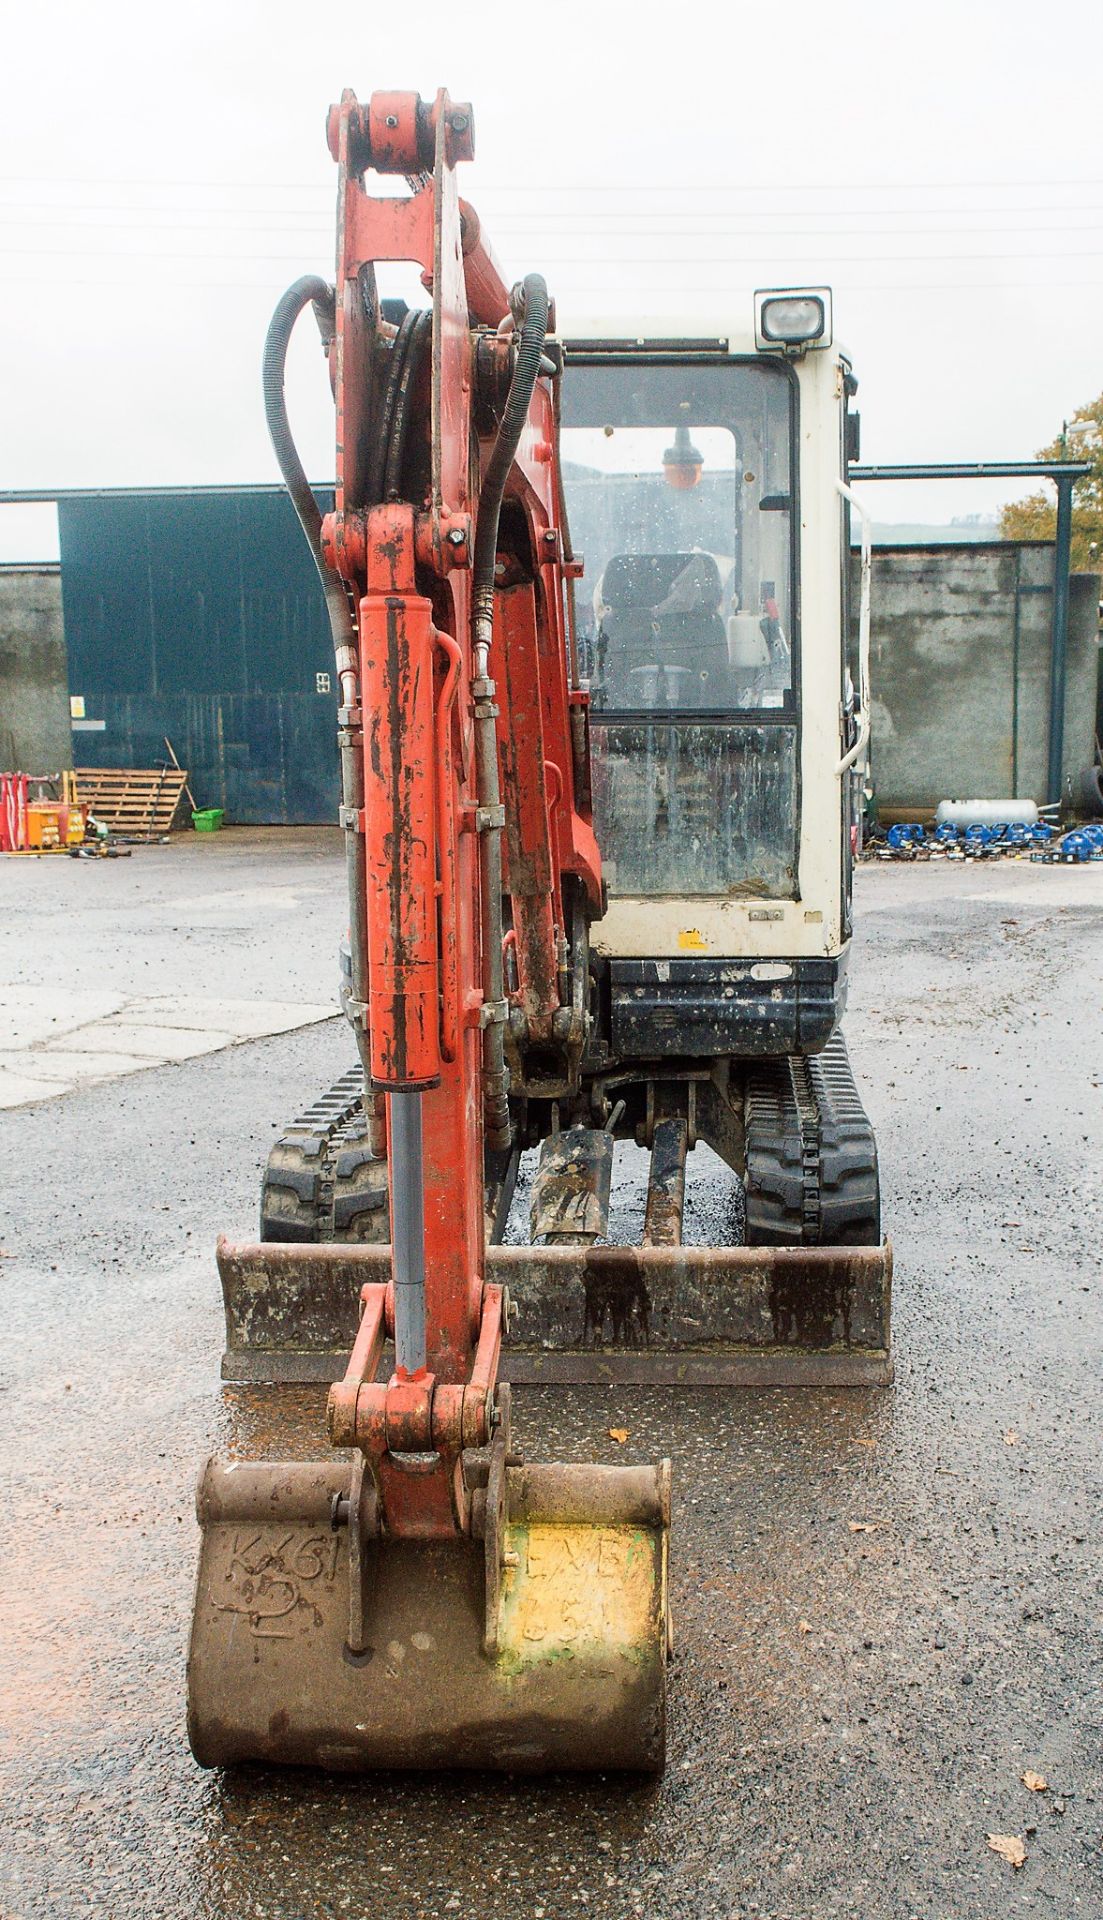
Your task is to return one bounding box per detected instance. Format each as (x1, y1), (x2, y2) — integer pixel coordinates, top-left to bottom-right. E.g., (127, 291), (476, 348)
(59, 488), (340, 823)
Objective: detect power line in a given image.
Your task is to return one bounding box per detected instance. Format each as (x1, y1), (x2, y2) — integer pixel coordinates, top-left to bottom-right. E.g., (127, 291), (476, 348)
(463, 250), (1103, 263)
(4, 241), (1100, 267)
(2, 201), (1101, 227)
(0, 173), (1100, 192)
(8, 273), (1100, 294)
(1, 211), (1101, 240)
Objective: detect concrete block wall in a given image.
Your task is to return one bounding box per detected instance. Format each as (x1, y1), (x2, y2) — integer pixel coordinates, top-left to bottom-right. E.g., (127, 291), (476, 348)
(854, 543), (1100, 810)
(0, 565), (72, 774)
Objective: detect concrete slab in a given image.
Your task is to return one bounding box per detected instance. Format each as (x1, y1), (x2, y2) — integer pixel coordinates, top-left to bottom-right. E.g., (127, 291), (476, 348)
(44, 1021), (234, 1061)
(0, 985), (130, 1048)
(0, 1048), (155, 1084)
(117, 994), (338, 1037)
(0, 1066), (76, 1107)
(0, 991), (338, 1106)
(0, 890), (339, 1104)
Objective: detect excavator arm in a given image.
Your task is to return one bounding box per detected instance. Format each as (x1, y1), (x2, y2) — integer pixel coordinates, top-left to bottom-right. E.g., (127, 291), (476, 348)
(187, 87), (670, 1774)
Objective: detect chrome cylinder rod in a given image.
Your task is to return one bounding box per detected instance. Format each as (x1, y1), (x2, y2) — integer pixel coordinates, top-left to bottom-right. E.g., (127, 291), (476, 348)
(389, 1090), (427, 1374)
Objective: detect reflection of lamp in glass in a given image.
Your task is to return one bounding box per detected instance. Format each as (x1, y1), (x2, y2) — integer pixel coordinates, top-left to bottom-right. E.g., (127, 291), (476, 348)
(662, 421), (703, 491)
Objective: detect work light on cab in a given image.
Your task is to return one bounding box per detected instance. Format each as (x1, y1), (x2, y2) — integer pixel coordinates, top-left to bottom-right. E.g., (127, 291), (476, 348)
(755, 288), (832, 352)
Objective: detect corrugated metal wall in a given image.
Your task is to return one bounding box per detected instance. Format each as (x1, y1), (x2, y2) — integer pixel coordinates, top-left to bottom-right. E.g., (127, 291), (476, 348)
(58, 488), (340, 823)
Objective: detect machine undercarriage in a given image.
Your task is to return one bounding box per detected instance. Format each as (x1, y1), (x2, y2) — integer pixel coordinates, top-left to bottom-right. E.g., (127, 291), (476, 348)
(254, 1024), (885, 1384)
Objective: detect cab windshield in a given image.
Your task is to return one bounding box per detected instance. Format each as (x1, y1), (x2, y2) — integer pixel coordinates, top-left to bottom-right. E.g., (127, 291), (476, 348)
(561, 358), (795, 716)
(561, 356), (800, 900)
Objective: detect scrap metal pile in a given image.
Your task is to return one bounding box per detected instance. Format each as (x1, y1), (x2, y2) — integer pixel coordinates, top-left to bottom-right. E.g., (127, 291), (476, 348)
(868, 818), (1103, 863)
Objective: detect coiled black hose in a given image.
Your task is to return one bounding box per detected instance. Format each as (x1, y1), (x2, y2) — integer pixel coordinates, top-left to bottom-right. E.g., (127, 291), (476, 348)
(471, 273), (550, 649)
(261, 276), (357, 664)
(384, 310), (432, 501)
(364, 306), (419, 507)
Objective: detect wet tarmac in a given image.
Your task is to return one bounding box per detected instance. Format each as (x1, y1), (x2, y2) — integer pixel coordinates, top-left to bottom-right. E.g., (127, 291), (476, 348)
(2, 836), (1101, 1919)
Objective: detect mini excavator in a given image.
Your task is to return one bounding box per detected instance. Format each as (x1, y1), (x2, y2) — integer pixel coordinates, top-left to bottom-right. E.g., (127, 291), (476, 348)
(187, 87), (889, 1774)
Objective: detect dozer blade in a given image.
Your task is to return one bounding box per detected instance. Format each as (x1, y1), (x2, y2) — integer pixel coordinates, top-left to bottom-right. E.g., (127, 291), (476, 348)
(217, 1236), (892, 1386)
(187, 1452), (670, 1772)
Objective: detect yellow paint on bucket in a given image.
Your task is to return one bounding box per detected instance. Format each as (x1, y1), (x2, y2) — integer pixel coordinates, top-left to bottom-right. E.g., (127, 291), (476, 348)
(498, 1523), (660, 1666)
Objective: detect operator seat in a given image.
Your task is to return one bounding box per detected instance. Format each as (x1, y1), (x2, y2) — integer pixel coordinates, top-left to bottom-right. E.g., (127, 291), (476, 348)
(597, 552), (730, 710)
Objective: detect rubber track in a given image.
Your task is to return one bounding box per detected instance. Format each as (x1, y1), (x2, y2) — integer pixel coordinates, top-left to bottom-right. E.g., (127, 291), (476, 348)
(744, 1031), (880, 1247)
(259, 1068), (389, 1244)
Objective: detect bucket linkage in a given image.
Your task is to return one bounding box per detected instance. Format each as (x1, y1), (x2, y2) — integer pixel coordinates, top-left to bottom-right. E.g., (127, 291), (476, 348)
(189, 1280), (670, 1771)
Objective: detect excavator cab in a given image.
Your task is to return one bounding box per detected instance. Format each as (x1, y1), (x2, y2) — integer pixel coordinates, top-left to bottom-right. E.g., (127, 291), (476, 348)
(542, 330), (883, 1271)
(565, 346), (802, 897)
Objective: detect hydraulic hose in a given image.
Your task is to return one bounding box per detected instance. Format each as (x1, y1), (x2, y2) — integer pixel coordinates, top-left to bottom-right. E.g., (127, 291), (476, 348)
(365, 307), (418, 507)
(470, 274), (550, 1148)
(262, 276), (357, 671)
(262, 276), (369, 1076)
(384, 310), (432, 501)
(471, 274), (550, 654)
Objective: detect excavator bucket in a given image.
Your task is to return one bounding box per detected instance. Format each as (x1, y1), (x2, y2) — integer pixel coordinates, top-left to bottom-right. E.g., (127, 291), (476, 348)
(188, 1438), (670, 1772)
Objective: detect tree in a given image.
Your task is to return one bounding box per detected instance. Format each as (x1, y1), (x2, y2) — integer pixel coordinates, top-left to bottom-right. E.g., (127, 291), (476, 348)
(999, 393), (1103, 573)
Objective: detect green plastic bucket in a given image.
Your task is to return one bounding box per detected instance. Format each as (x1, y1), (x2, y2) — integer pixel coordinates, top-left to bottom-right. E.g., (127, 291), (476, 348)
(192, 809), (225, 834)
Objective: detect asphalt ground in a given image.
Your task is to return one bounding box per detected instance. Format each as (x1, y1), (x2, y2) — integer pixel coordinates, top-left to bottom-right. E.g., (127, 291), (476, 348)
(1, 830), (1101, 1920)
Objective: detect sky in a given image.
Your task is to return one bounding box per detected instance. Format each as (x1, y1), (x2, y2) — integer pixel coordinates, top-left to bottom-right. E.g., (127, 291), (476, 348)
(0, 0), (1099, 558)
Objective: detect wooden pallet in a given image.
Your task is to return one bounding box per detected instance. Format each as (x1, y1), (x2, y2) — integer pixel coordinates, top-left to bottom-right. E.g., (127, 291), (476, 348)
(74, 765), (189, 839)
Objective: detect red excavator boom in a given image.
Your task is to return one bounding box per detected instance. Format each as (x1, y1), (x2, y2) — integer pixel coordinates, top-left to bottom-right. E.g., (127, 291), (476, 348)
(187, 86), (670, 1774)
